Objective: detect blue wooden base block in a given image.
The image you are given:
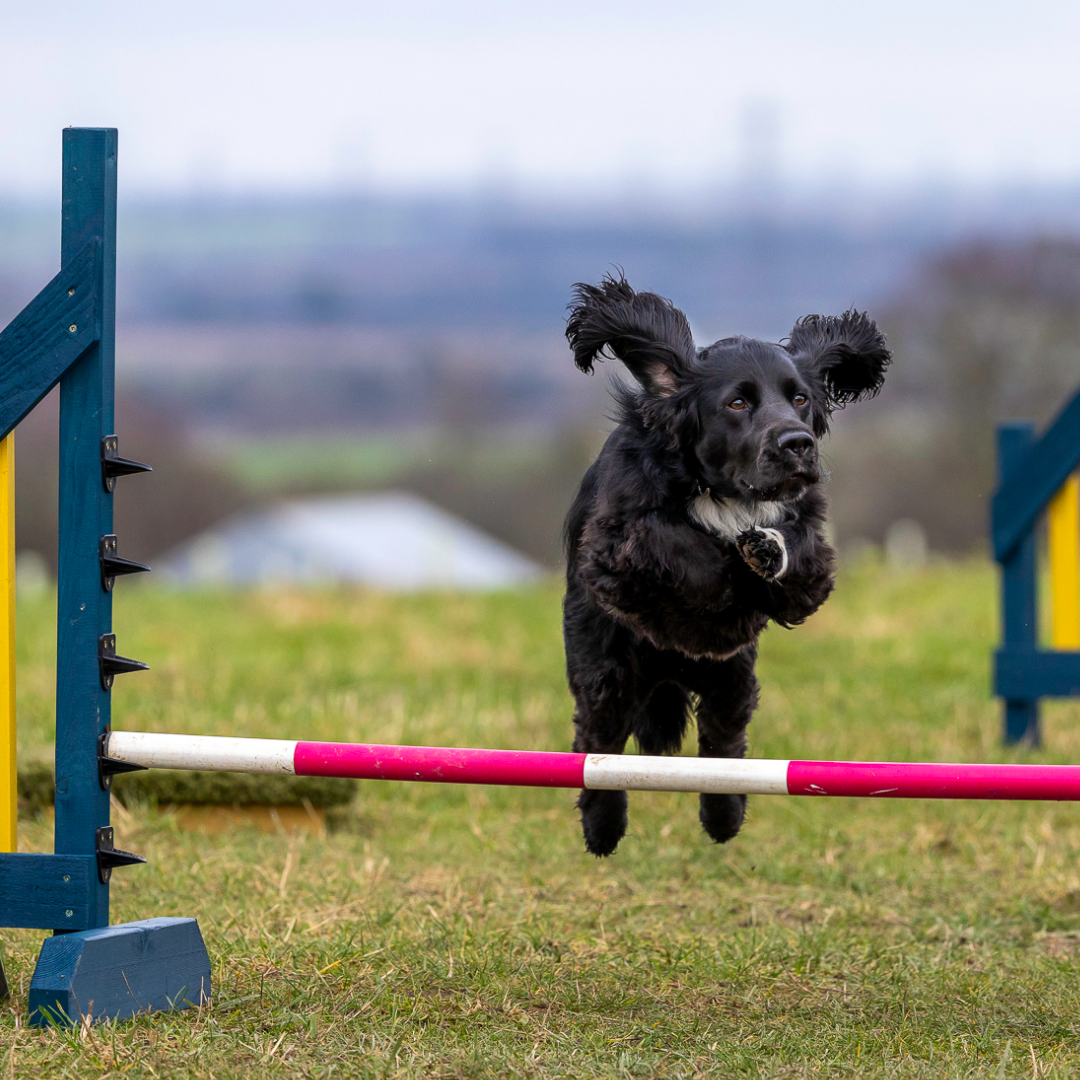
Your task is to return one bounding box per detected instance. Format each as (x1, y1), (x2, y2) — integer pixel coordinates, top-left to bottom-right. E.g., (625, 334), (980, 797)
(28, 917), (210, 1027)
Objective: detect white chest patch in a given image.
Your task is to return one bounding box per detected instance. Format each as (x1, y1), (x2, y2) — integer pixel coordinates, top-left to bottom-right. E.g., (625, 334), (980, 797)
(688, 494), (787, 541)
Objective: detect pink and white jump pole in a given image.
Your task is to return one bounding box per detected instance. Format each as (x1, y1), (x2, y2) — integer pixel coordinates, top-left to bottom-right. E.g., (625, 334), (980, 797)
(106, 731), (1080, 801)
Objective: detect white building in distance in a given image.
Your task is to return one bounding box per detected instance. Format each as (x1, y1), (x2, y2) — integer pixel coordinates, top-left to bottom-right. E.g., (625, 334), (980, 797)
(156, 492), (544, 591)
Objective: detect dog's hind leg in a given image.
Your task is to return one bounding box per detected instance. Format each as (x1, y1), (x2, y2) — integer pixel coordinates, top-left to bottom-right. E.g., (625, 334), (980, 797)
(692, 646), (759, 844)
(634, 681), (691, 757)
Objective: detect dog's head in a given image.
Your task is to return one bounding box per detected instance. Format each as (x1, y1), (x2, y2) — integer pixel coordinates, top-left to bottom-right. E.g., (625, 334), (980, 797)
(566, 275), (890, 502)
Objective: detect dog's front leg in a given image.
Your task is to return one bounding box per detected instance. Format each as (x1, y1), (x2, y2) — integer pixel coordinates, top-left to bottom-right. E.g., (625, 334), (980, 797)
(692, 648), (758, 844)
(737, 522), (836, 625)
(564, 618), (640, 857)
(573, 725), (632, 858)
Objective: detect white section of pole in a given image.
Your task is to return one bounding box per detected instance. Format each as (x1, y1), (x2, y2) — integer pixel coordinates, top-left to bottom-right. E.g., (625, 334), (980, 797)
(583, 754), (790, 794)
(108, 731), (297, 774)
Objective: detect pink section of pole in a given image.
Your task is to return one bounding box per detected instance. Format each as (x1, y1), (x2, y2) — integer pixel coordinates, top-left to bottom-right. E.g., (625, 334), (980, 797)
(787, 760), (1080, 800)
(293, 741), (587, 788)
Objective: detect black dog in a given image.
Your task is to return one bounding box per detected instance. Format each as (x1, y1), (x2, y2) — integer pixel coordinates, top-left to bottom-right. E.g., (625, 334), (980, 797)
(562, 275), (890, 856)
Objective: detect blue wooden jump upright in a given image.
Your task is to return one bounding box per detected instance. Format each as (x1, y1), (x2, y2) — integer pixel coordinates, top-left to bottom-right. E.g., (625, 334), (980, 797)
(0, 129), (210, 1026)
(992, 396), (1080, 744)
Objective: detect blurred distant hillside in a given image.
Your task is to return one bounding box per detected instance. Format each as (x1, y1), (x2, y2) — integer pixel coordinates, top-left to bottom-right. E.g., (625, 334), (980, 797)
(0, 192), (958, 331)
(4, 189), (1080, 569)
(0, 189), (1017, 437)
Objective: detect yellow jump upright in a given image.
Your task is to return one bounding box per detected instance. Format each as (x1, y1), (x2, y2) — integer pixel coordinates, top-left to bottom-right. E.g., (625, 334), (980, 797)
(1048, 471), (1080, 651)
(0, 433), (14, 852)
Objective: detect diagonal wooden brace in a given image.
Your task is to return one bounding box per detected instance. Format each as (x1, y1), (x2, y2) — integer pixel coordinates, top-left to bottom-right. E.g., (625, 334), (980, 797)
(0, 239), (102, 441)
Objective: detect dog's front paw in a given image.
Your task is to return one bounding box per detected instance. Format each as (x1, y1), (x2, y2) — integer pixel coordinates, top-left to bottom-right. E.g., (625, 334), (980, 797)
(736, 528), (787, 580)
(700, 792), (746, 843)
(578, 789), (628, 857)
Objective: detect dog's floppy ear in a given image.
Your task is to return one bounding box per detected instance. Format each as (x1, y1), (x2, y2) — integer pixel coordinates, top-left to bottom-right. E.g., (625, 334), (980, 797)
(786, 309), (890, 429)
(566, 275), (695, 397)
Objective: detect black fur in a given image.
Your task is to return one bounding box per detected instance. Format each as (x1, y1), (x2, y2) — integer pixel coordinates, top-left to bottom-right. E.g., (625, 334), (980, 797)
(563, 274), (890, 856)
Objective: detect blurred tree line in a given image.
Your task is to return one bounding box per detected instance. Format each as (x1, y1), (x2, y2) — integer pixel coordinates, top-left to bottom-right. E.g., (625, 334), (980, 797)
(828, 236), (1080, 552)
(15, 389), (250, 575)
(13, 388), (600, 575)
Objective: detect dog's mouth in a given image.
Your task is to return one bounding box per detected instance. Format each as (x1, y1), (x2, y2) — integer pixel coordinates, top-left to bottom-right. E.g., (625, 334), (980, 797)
(744, 471), (818, 501)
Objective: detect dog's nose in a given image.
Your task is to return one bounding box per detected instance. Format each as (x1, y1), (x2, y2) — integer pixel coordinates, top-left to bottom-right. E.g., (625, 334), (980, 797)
(777, 430), (815, 455)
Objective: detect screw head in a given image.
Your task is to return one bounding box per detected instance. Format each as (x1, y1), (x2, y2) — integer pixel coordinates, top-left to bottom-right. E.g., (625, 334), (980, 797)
(68, 324), (77, 333)
(65, 909), (73, 918)
(63, 874), (70, 882)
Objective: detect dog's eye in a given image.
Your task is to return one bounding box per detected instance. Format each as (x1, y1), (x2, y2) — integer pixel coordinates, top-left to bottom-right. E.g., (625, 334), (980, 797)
(793, 393), (808, 407)
(728, 398), (748, 411)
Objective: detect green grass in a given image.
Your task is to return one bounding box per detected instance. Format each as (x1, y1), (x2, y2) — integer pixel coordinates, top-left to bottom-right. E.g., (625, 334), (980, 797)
(6, 556), (1080, 1078)
(219, 430), (564, 494)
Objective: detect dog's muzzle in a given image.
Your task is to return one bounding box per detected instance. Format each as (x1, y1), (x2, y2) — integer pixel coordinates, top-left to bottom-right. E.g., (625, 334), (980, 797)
(752, 430), (820, 497)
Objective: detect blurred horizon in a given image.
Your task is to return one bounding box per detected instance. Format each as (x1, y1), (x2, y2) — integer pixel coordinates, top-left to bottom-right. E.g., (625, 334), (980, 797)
(8, 179), (1080, 343)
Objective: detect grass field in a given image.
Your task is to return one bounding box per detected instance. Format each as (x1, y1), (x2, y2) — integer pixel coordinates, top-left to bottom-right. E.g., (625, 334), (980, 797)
(6, 557), (1080, 1078)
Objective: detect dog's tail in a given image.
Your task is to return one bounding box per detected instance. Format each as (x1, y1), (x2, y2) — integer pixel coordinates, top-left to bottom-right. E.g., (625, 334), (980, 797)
(566, 274), (695, 397)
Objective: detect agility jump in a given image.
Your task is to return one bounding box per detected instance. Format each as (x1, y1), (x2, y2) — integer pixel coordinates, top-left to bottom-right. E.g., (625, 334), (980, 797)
(993, 396), (1080, 744)
(104, 732), (1080, 801)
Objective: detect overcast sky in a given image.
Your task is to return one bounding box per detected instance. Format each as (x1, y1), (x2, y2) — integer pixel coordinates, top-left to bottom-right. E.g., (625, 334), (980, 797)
(1, 1), (1079, 197)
